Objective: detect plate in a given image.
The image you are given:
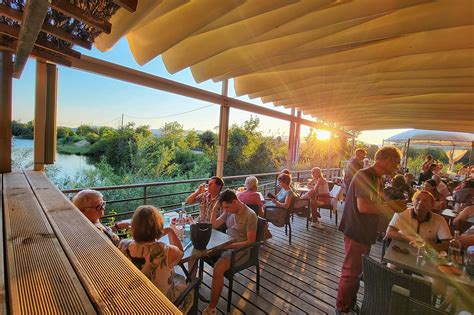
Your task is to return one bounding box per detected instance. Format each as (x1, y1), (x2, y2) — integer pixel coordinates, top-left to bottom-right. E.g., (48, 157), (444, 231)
(437, 264), (462, 276)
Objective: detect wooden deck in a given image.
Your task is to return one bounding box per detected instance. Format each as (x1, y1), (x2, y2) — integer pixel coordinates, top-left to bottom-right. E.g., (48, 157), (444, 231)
(198, 205), (383, 314)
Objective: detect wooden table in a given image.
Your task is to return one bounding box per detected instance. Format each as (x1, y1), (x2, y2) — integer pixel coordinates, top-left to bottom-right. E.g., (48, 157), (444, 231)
(383, 240), (474, 289)
(164, 228), (235, 263)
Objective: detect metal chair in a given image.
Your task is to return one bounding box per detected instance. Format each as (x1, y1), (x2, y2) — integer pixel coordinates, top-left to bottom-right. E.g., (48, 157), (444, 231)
(316, 184), (343, 225)
(292, 197), (311, 230)
(173, 275), (201, 315)
(361, 255), (433, 315)
(200, 217), (267, 313)
(389, 285), (448, 315)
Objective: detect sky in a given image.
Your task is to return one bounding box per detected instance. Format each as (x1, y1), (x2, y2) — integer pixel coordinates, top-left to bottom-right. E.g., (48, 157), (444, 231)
(11, 37), (408, 145)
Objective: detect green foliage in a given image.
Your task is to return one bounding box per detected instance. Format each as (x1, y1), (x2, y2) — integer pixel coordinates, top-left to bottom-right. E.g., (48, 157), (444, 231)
(76, 124), (97, 137)
(159, 122), (186, 148)
(185, 129), (199, 149)
(12, 120), (34, 138)
(57, 126), (75, 139)
(86, 132), (100, 144)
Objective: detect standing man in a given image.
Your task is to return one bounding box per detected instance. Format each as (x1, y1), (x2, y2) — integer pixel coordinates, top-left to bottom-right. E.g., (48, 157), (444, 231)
(343, 148), (366, 190)
(336, 146), (406, 314)
(186, 176), (224, 222)
(202, 189), (257, 315)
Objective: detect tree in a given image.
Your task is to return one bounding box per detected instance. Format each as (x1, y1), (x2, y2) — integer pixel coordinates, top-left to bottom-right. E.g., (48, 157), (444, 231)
(199, 130), (217, 149)
(57, 126), (75, 139)
(185, 129), (199, 149)
(159, 121), (186, 148)
(76, 124), (96, 137)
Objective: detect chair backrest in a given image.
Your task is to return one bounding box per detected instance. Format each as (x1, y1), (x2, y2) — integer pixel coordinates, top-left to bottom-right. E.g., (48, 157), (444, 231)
(361, 255), (432, 315)
(246, 204), (260, 214)
(249, 217), (267, 262)
(329, 185), (343, 209)
(389, 285), (448, 315)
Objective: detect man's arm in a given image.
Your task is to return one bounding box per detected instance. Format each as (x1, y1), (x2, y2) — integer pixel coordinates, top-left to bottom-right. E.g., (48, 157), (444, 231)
(186, 184), (205, 204)
(211, 207), (225, 229)
(386, 225), (414, 243)
(226, 230), (257, 249)
(357, 198), (406, 215)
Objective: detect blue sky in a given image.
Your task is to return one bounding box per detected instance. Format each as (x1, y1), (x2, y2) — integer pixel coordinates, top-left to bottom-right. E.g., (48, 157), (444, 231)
(12, 37), (407, 145)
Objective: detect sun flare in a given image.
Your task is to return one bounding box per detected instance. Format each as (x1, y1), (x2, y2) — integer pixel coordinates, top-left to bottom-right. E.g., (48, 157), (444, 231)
(316, 130), (331, 140)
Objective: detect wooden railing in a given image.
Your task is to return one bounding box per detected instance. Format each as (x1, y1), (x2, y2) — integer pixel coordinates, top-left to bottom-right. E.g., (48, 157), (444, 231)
(62, 168), (343, 221)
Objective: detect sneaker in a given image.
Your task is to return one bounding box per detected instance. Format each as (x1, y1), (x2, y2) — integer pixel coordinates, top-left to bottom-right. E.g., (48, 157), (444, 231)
(202, 306), (217, 315)
(311, 222), (325, 230)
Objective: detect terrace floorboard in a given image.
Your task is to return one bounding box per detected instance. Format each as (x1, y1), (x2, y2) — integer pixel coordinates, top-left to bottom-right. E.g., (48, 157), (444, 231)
(197, 204), (383, 314)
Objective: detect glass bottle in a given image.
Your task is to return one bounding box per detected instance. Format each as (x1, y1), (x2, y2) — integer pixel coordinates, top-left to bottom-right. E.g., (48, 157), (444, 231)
(448, 230), (463, 265)
(465, 246), (474, 276)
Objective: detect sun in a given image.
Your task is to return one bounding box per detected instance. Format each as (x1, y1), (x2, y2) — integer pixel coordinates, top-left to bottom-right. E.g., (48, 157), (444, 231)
(316, 130), (331, 140)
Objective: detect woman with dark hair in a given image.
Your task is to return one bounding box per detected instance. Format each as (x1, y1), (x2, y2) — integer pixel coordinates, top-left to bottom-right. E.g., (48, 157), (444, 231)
(270, 173), (297, 209)
(118, 206), (190, 310)
(423, 179), (445, 213)
(384, 174), (411, 202)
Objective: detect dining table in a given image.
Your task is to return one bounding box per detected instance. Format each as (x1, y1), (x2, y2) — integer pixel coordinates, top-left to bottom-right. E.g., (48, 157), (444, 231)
(383, 239), (474, 290)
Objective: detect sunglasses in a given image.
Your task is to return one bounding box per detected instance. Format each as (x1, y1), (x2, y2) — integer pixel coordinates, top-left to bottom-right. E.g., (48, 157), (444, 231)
(89, 201), (106, 211)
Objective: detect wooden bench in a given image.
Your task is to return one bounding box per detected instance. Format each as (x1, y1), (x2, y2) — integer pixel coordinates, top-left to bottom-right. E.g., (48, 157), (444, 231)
(3, 170), (181, 314)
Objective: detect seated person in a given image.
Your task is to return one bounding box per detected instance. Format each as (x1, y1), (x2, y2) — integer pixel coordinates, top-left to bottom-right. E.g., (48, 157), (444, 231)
(237, 176), (263, 216)
(418, 163), (436, 185)
(453, 179), (474, 210)
(203, 190), (257, 315)
(423, 179), (445, 213)
(386, 190), (452, 251)
(268, 173), (297, 209)
(72, 189), (120, 246)
(432, 174), (450, 198)
(403, 173), (416, 199)
(186, 176), (224, 222)
(453, 205), (474, 249)
(118, 206), (191, 311)
(384, 174), (411, 202)
(301, 167), (330, 230)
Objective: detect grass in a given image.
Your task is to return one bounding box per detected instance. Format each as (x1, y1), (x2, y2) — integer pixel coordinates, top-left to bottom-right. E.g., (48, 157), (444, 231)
(57, 143), (91, 155)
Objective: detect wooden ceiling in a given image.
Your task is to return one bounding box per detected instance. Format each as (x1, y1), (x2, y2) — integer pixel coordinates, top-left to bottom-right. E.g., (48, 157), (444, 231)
(2, 0), (473, 133)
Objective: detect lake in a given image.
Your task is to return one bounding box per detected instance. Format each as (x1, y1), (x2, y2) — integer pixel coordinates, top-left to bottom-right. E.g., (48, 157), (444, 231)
(12, 138), (95, 178)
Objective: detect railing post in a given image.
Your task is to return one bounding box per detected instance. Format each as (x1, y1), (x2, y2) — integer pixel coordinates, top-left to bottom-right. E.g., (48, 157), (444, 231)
(143, 186), (147, 205)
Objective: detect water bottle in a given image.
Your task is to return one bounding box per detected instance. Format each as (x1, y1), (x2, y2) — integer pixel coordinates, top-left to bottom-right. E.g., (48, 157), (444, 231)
(177, 202), (187, 240)
(465, 246), (474, 276)
(448, 230), (463, 265)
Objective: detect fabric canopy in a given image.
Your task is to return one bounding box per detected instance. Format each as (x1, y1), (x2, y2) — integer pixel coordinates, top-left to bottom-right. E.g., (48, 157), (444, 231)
(94, 0), (474, 133)
(385, 129), (474, 147)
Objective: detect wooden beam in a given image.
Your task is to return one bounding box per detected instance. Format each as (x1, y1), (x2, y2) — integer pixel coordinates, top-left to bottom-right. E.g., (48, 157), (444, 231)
(0, 24), (81, 59)
(13, 0), (49, 78)
(50, 0), (112, 34)
(113, 0), (138, 12)
(0, 50), (12, 172)
(0, 4), (92, 50)
(0, 37), (72, 67)
(66, 54), (350, 136)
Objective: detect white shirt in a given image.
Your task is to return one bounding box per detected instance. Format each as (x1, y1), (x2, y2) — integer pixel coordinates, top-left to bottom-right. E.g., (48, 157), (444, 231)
(388, 209), (452, 242)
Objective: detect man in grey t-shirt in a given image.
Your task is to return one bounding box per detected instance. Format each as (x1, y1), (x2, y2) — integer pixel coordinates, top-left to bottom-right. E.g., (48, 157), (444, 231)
(203, 190), (257, 315)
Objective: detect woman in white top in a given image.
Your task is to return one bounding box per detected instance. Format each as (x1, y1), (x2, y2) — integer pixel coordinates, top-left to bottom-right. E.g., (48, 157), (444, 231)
(302, 167), (330, 230)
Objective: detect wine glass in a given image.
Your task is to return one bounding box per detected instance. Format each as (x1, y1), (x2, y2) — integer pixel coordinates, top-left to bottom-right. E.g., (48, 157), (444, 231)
(410, 236), (426, 259)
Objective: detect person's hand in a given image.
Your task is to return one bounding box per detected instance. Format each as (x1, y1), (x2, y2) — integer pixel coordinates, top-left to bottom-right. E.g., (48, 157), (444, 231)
(162, 227), (173, 235)
(112, 220), (130, 231)
(197, 183), (206, 193)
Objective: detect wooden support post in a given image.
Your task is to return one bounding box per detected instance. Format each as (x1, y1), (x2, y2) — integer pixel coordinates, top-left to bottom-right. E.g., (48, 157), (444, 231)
(293, 111), (301, 164)
(286, 108), (296, 169)
(0, 50), (12, 172)
(34, 61), (57, 171)
(326, 132), (333, 171)
(216, 80), (229, 178)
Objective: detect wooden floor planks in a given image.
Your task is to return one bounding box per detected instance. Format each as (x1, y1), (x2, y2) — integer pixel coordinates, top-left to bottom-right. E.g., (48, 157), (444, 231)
(198, 205), (383, 314)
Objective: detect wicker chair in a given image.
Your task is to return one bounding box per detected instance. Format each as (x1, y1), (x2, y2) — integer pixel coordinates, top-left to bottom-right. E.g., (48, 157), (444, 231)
(264, 198), (295, 244)
(361, 255), (433, 315)
(389, 285), (448, 315)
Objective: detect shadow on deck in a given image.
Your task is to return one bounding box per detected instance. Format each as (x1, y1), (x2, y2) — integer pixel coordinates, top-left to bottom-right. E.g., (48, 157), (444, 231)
(198, 204), (383, 314)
